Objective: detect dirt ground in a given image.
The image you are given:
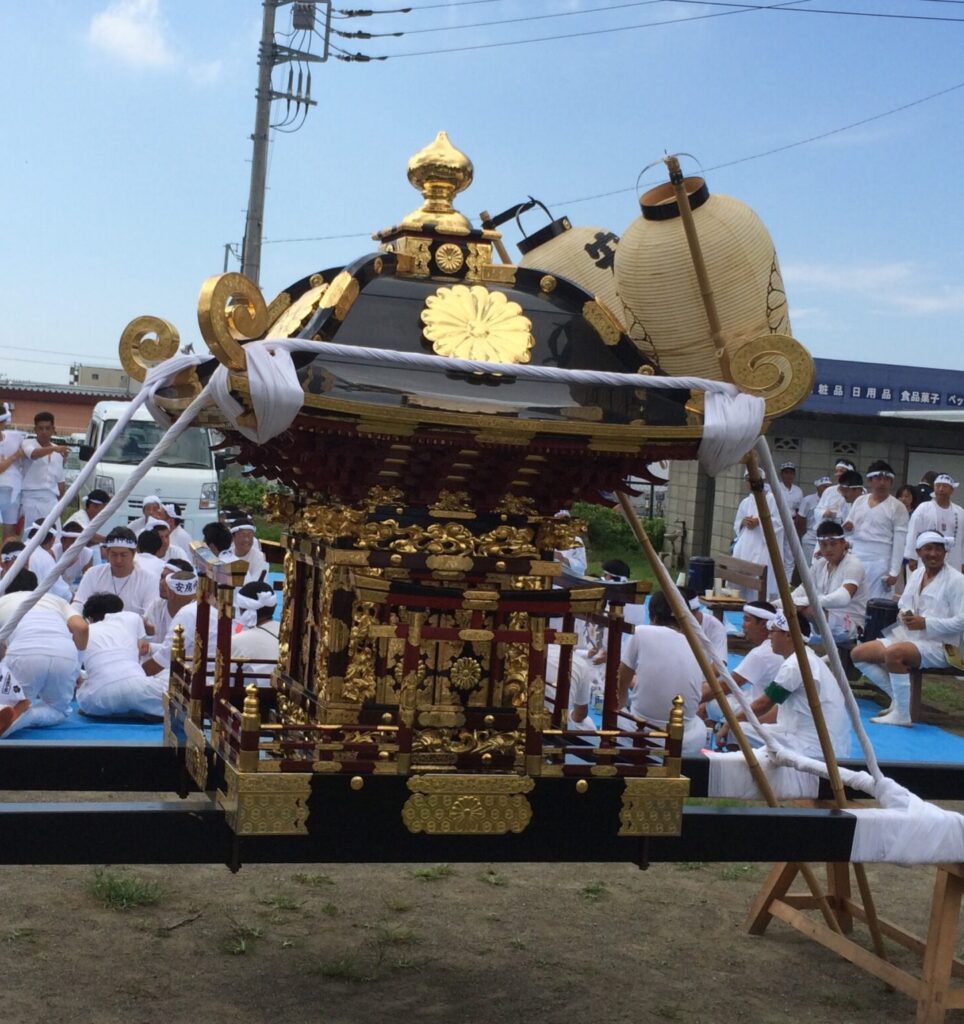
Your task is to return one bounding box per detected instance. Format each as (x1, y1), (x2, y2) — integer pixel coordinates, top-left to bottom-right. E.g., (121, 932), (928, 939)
(0, 793), (960, 1024)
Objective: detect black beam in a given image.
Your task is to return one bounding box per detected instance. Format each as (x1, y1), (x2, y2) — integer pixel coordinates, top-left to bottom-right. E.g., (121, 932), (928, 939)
(0, 743), (181, 791)
(0, 800), (856, 867)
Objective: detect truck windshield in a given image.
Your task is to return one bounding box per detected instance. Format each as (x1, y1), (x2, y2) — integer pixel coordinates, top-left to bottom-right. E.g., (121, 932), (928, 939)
(101, 420), (213, 469)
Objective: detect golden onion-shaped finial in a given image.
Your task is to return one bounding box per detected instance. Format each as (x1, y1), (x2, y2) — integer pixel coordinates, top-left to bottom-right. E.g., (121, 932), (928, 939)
(398, 131), (473, 234)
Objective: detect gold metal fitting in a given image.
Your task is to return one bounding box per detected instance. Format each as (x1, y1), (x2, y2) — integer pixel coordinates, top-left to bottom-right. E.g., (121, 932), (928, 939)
(575, 779), (589, 794)
(483, 714), (495, 727)
(381, 712), (393, 724)
(350, 776), (365, 791)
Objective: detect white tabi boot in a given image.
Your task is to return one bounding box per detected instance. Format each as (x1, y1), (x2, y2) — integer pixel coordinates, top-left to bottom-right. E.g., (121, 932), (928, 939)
(870, 673), (912, 727)
(859, 661), (894, 715)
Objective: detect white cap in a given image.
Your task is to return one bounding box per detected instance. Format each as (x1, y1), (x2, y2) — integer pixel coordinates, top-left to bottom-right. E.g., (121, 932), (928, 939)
(935, 474), (959, 489)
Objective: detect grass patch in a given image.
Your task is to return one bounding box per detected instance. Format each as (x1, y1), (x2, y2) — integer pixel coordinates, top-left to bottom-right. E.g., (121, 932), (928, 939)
(220, 922), (263, 956)
(385, 898), (412, 913)
(412, 864), (455, 882)
(509, 937), (526, 950)
(292, 872), (334, 887)
(674, 861), (704, 872)
(480, 869), (508, 887)
(374, 925), (419, 947)
(317, 956), (368, 983)
(923, 677), (964, 716)
(719, 863), (760, 882)
(579, 881), (609, 902)
(393, 955), (432, 972)
(89, 868), (162, 911)
(260, 894), (303, 912)
(4, 928), (34, 943)
(321, 902), (338, 917)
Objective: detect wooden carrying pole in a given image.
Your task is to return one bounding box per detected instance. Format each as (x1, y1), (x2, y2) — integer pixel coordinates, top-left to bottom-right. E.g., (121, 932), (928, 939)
(616, 491), (843, 933)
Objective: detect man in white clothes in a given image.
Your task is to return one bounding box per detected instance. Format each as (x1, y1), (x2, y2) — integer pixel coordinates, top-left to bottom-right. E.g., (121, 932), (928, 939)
(77, 593), (165, 719)
(142, 569), (203, 671)
(852, 530), (964, 727)
(814, 469), (863, 527)
(0, 404), (25, 541)
(788, 520), (868, 644)
(678, 586), (729, 663)
(798, 477), (832, 567)
(20, 411), (68, 527)
(775, 461), (804, 576)
(699, 601), (784, 725)
(227, 518), (268, 582)
(231, 581), (281, 687)
(128, 496), (164, 536)
(57, 522), (96, 593)
(143, 558), (194, 646)
(0, 569), (88, 738)
(134, 529), (167, 587)
(718, 611), (851, 758)
(71, 527), (158, 617)
(24, 521), (73, 601)
(618, 590), (706, 756)
(905, 474), (964, 574)
(64, 489), (109, 546)
(732, 469), (784, 601)
(843, 460), (908, 601)
(162, 503), (195, 561)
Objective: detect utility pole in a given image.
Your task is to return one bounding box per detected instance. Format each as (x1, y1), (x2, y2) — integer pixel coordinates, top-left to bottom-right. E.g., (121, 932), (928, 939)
(241, 1), (330, 285)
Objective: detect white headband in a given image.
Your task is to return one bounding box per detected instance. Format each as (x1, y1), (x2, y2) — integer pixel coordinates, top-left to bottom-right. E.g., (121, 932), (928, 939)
(743, 605), (777, 622)
(834, 461), (854, 471)
(688, 595), (701, 611)
(743, 468), (766, 480)
(162, 503), (179, 518)
(780, 461), (796, 470)
(145, 516), (169, 530)
(1, 551), (21, 564)
(767, 612), (791, 632)
(866, 470), (895, 480)
(105, 537), (137, 550)
(230, 522), (256, 534)
(235, 589), (278, 612)
(142, 495), (161, 509)
(916, 530), (952, 550)
(935, 474), (959, 488)
(168, 572), (198, 596)
(814, 476), (832, 486)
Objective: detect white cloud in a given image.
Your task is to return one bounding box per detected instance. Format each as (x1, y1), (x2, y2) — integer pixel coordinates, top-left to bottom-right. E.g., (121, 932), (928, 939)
(783, 260), (964, 318)
(188, 59), (224, 86)
(88, 0), (175, 68)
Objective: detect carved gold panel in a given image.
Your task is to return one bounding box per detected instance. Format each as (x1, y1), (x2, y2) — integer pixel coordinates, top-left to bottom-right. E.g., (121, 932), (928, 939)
(401, 774), (534, 835)
(218, 765), (312, 836)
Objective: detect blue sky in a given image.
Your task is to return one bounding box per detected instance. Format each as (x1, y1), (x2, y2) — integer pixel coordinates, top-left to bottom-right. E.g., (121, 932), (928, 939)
(1, 0), (962, 383)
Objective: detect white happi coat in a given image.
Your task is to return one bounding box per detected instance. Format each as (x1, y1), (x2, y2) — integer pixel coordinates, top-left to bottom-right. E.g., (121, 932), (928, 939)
(904, 500), (964, 572)
(813, 485), (851, 526)
(78, 610), (165, 717)
(775, 481), (804, 570)
(798, 491), (821, 565)
(846, 494), (908, 600)
(790, 550), (868, 640)
(888, 563), (964, 658)
(755, 646), (851, 758)
(732, 489), (784, 601)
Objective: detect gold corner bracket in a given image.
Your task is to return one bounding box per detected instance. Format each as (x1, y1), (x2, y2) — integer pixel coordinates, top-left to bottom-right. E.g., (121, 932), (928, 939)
(618, 776), (690, 837)
(217, 763), (312, 836)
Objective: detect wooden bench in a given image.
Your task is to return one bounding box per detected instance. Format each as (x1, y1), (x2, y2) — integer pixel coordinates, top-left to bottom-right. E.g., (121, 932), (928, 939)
(908, 665), (962, 723)
(713, 553), (768, 602)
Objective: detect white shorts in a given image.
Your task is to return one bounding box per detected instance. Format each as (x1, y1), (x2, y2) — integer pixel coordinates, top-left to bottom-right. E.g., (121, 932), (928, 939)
(879, 635), (949, 669)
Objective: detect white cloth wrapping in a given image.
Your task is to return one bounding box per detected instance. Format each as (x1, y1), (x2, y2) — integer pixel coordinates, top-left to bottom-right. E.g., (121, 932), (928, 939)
(849, 780), (964, 864)
(705, 748), (820, 800)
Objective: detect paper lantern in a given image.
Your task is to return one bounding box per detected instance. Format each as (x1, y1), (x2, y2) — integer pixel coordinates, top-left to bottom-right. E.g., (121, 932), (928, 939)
(613, 176), (791, 378)
(518, 216), (625, 328)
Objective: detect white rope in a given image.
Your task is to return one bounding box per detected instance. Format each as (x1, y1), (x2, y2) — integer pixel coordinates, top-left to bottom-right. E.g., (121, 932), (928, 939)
(182, 338), (764, 478)
(754, 436), (884, 782)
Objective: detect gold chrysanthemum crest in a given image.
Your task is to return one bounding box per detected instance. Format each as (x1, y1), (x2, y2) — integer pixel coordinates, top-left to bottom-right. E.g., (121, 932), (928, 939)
(421, 284), (534, 364)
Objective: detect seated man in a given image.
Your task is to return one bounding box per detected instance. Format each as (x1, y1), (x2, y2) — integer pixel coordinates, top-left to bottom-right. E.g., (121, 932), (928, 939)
(143, 558), (194, 643)
(699, 601), (783, 726)
(71, 527), (157, 617)
(544, 626), (597, 730)
(787, 520), (867, 645)
(128, 495), (163, 536)
(226, 518), (268, 582)
(202, 521), (233, 558)
(718, 611), (851, 758)
(0, 569), (88, 738)
(134, 527), (167, 586)
(142, 570), (212, 679)
(617, 590), (706, 755)
(64, 488), (110, 546)
(57, 521), (97, 592)
(161, 503), (194, 561)
(231, 581), (281, 688)
(677, 585), (728, 663)
(23, 521), (72, 601)
(77, 593), (166, 719)
(852, 530), (964, 727)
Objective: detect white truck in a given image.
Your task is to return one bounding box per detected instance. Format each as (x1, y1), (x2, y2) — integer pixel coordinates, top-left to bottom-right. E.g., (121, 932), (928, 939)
(79, 401), (220, 537)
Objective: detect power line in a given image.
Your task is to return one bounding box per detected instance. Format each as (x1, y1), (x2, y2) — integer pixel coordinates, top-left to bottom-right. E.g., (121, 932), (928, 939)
(0, 344), (123, 364)
(256, 74), (964, 244)
(377, 0), (822, 59)
(671, 1), (964, 23)
(399, 0), (665, 36)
